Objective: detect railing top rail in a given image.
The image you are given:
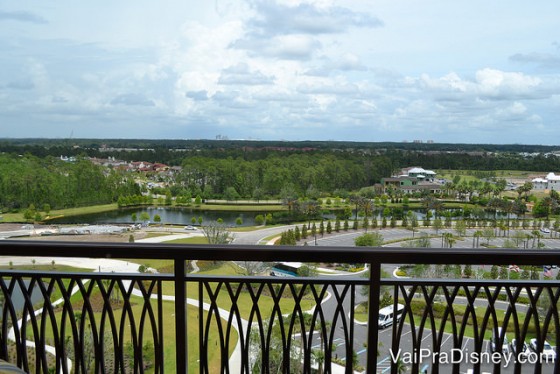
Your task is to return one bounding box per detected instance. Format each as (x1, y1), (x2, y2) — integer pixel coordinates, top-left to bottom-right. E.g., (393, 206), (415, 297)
(1, 240), (560, 266)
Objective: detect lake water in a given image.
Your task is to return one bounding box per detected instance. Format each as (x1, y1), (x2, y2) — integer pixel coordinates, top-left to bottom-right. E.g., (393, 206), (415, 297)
(49, 206), (513, 227)
(49, 207), (263, 227)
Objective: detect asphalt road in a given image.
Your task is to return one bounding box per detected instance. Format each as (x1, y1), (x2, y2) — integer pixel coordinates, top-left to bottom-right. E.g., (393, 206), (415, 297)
(233, 225), (560, 372)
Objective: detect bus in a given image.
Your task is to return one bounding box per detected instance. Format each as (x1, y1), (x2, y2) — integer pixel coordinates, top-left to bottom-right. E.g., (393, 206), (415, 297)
(270, 262), (303, 277)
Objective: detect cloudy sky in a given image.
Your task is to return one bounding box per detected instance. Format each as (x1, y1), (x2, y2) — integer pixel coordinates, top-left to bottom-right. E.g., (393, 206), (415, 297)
(1, 1), (559, 144)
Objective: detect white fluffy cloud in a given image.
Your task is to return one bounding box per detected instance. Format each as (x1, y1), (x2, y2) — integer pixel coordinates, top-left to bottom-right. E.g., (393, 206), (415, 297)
(1, 1), (560, 143)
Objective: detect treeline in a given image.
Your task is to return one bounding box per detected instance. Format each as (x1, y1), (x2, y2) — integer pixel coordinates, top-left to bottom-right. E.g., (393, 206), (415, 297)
(178, 153), (395, 199)
(396, 151), (560, 172)
(3, 138), (560, 153)
(2, 139), (560, 172)
(0, 154), (139, 211)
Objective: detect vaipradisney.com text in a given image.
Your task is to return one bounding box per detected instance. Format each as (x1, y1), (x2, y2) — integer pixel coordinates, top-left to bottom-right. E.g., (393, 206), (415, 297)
(390, 348), (555, 367)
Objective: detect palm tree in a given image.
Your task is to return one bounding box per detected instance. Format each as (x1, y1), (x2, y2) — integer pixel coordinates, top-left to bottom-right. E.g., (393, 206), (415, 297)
(531, 230), (542, 248)
(395, 357), (408, 373)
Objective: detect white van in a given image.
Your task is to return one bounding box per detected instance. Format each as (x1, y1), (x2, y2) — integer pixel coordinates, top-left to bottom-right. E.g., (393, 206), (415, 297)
(378, 304), (405, 329)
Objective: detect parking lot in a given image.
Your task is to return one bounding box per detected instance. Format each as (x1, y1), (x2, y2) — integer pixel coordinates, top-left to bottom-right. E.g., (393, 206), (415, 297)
(376, 322), (556, 373)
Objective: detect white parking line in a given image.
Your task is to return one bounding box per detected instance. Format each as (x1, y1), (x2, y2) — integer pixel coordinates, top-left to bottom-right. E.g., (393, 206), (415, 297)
(462, 338), (471, 351)
(441, 334), (452, 347)
(422, 332), (433, 342)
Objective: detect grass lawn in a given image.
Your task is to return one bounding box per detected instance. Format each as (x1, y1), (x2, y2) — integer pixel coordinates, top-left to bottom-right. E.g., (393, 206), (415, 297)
(25, 293), (234, 373)
(0, 201), (284, 224)
(1, 204), (120, 223)
(182, 203), (286, 212)
(163, 236), (209, 244)
(0, 264), (91, 272)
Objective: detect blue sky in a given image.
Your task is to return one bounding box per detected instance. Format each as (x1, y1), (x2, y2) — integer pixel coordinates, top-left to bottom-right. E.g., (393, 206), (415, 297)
(1, 0), (559, 144)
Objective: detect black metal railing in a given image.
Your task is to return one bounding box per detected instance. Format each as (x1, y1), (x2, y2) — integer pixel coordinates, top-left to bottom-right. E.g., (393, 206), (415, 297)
(0, 240), (559, 373)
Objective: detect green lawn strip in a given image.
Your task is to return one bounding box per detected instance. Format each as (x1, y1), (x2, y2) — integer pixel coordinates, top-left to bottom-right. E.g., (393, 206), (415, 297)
(258, 233), (281, 244)
(184, 203), (285, 212)
(2, 204), (119, 223)
(229, 225), (267, 232)
(128, 261), (317, 322)
(197, 261), (245, 276)
(162, 237), (209, 245)
(0, 264), (90, 272)
(159, 282), (316, 322)
(143, 232), (175, 239)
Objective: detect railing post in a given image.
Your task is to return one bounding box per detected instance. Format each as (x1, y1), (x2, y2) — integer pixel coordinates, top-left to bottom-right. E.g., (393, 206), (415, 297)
(366, 262), (381, 373)
(175, 259), (188, 373)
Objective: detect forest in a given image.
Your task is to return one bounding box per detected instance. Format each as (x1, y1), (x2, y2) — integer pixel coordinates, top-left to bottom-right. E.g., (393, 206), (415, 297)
(0, 154), (139, 211)
(2, 139), (560, 213)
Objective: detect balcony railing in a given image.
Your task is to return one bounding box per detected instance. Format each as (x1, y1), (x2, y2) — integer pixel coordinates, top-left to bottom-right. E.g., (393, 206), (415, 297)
(0, 240), (559, 373)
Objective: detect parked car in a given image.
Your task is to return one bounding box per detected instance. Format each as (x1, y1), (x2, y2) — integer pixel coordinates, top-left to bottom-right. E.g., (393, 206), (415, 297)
(491, 328), (510, 355)
(540, 228), (551, 234)
(511, 339), (529, 359)
(530, 338), (556, 362)
(184, 225), (197, 230)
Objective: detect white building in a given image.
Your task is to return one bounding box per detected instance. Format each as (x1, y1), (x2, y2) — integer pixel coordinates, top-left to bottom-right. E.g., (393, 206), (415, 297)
(399, 167), (437, 182)
(531, 172), (560, 190)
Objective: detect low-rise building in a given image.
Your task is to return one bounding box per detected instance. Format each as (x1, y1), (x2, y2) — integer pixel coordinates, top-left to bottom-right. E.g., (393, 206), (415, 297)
(531, 172), (560, 191)
(381, 166), (441, 194)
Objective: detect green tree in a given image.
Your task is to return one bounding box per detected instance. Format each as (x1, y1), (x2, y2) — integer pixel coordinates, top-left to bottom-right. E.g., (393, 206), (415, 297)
(23, 209), (34, 221)
(455, 219), (467, 237)
(463, 264), (473, 278)
(354, 232), (384, 247)
(379, 291), (393, 308)
(140, 212), (150, 224)
(482, 228), (494, 245)
(201, 221), (231, 244)
(301, 224), (308, 239)
(433, 218), (443, 233)
(297, 264), (317, 277)
(490, 265), (499, 279)
(255, 214), (264, 225)
(224, 186), (240, 201)
(153, 214), (161, 224)
(165, 191), (172, 205)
